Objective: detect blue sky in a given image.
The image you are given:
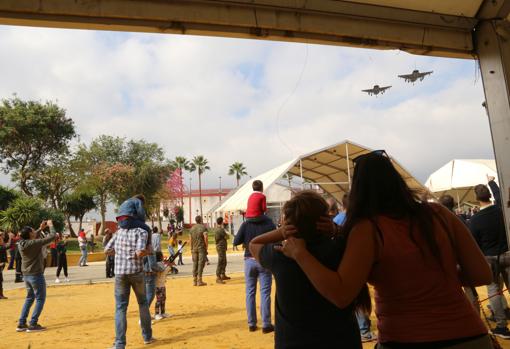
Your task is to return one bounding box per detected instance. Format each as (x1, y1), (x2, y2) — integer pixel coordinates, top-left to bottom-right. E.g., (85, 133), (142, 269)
(0, 25), (494, 194)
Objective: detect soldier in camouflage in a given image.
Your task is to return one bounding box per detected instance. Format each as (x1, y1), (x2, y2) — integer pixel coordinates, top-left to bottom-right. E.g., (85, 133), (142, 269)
(212, 217), (230, 284)
(189, 216), (208, 286)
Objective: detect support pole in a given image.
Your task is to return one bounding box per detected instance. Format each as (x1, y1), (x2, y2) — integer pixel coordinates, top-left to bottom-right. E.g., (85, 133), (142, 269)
(346, 143), (352, 191)
(475, 20), (510, 240)
(300, 160), (304, 189)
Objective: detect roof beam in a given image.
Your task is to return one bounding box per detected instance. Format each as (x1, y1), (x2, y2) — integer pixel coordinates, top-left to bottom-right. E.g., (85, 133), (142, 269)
(477, 0), (510, 20)
(0, 0), (476, 58)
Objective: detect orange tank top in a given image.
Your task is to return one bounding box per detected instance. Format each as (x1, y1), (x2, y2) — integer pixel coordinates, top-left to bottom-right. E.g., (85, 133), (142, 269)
(368, 208), (487, 343)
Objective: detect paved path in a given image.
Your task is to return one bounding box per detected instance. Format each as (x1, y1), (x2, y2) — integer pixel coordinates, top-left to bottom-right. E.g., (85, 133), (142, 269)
(3, 253), (246, 291)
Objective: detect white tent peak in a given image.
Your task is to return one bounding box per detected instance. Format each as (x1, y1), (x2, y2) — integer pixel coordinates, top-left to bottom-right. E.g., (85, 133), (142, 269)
(425, 159), (498, 204)
(210, 140), (425, 215)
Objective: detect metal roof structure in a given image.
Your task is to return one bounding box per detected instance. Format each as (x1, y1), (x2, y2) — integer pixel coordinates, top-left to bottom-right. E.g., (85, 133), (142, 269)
(212, 140), (425, 213)
(0, 0), (508, 234)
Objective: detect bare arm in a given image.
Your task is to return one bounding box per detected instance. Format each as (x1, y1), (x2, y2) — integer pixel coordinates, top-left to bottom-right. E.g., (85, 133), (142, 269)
(278, 220), (377, 308)
(250, 228), (285, 264)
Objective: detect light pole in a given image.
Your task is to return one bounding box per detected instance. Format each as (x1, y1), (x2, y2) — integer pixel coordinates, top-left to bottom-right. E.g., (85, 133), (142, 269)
(219, 176), (222, 202)
(189, 177), (192, 225)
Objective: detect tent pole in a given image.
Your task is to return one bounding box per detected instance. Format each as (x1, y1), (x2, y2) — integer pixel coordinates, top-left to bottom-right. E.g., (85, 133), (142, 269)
(346, 143), (351, 191)
(300, 160), (304, 189)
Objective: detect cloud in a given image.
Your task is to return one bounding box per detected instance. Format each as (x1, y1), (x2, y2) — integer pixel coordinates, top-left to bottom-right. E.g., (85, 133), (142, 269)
(0, 24), (493, 196)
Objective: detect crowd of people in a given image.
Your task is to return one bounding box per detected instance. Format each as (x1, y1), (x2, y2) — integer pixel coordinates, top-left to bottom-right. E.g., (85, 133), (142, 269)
(1, 149), (510, 349)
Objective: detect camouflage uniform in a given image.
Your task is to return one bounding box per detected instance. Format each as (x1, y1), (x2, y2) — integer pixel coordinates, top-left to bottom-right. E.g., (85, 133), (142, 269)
(190, 224), (207, 285)
(213, 227), (229, 280)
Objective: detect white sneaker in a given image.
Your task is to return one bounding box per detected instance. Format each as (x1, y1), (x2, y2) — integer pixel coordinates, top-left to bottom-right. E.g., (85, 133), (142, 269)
(55, 278), (60, 283)
(161, 313), (172, 318)
(65, 277), (70, 282)
(154, 314), (163, 321)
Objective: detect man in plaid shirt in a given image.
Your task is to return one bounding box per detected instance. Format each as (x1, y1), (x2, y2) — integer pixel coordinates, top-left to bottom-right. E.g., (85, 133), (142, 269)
(105, 227), (155, 348)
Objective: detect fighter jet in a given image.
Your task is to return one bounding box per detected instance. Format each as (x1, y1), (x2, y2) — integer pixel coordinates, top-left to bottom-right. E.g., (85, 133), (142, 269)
(398, 69), (433, 83)
(362, 85), (391, 96)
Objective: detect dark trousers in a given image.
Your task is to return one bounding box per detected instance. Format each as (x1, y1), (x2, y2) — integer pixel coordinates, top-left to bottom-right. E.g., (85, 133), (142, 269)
(56, 254), (68, 278)
(106, 256), (115, 278)
(50, 248), (57, 267)
(0, 264), (4, 294)
(8, 249), (15, 269)
(15, 249), (23, 282)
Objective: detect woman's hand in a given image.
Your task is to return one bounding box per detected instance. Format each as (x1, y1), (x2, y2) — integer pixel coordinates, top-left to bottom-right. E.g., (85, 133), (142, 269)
(317, 216), (337, 236)
(281, 224), (298, 239)
(275, 237), (307, 260)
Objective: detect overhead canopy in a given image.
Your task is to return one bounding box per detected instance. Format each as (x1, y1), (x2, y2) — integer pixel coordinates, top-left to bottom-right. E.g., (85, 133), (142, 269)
(1, 0), (509, 59)
(212, 140), (425, 213)
(425, 159), (499, 204)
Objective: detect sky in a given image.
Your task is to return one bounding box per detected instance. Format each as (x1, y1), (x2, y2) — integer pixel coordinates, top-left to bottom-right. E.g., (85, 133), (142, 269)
(0, 25), (495, 193)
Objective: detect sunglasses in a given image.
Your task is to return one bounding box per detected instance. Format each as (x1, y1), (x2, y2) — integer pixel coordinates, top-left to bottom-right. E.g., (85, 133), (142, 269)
(352, 149), (388, 165)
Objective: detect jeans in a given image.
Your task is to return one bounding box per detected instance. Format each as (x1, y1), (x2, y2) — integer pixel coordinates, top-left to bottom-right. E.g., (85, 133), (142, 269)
(19, 274), (46, 326)
(168, 246), (175, 257)
(114, 273), (152, 349)
(356, 309), (371, 336)
(145, 273), (156, 308)
(244, 258), (272, 328)
(118, 218), (152, 236)
(79, 246), (88, 266)
(486, 256), (510, 328)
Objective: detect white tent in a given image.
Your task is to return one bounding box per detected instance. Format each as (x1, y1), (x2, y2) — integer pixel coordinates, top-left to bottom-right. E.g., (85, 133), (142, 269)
(211, 140), (425, 215)
(425, 159), (499, 204)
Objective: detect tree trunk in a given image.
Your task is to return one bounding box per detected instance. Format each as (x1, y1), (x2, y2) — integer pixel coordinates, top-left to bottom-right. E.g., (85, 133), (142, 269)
(236, 176), (239, 187)
(157, 205), (163, 232)
(78, 214), (84, 232)
(100, 199), (107, 235)
(199, 173), (203, 217)
(66, 215), (77, 237)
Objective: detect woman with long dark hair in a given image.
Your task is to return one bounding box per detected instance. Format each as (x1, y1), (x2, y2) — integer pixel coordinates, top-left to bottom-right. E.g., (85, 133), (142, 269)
(278, 150), (494, 348)
(249, 191), (362, 348)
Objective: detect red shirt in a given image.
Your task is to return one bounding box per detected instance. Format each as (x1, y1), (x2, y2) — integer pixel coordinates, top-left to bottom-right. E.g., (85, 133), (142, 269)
(368, 204), (486, 343)
(246, 191), (267, 218)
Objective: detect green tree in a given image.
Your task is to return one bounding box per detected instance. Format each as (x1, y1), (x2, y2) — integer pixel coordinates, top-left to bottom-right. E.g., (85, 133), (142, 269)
(62, 191), (96, 236)
(189, 155), (210, 218)
(31, 153), (82, 210)
(228, 162), (248, 187)
(0, 185), (18, 211)
(170, 156), (190, 206)
(0, 96), (76, 196)
(0, 196), (64, 232)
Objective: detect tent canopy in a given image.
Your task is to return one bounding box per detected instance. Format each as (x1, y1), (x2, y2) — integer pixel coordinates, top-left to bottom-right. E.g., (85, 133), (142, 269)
(212, 140), (425, 214)
(425, 159), (498, 204)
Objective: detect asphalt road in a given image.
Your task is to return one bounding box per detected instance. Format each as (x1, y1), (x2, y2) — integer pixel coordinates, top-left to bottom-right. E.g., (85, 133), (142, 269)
(3, 253), (246, 291)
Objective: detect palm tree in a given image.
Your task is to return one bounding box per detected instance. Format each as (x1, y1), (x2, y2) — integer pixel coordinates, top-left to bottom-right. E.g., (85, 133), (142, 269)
(228, 162), (248, 187)
(189, 155), (210, 217)
(170, 156), (190, 206)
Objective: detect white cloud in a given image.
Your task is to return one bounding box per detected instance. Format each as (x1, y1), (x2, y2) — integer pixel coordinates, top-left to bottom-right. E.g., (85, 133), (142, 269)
(0, 25), (493, 197)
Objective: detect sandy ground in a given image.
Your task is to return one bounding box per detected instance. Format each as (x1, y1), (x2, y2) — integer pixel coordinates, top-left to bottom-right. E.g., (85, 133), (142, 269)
(1, 275), (509, 349)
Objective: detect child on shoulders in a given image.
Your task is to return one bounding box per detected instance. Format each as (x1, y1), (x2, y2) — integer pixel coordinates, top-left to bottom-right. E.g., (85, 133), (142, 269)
(245, 180), (267, 223)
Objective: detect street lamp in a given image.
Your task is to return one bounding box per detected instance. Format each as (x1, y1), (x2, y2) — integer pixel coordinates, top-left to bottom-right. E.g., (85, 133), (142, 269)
(219, 176), (222, 202)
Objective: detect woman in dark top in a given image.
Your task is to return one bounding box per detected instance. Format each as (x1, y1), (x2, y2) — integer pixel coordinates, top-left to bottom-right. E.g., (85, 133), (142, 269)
(55, 233), (69, 283)
(250, 191), (362, 349)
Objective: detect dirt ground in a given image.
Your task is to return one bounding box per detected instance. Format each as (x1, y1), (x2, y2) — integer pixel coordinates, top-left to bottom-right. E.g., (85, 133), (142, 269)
(1, 275), (509, 349)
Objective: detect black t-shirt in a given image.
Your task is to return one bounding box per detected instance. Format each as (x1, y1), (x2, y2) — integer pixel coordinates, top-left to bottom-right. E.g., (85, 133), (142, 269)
(259, 235), (361, 349)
